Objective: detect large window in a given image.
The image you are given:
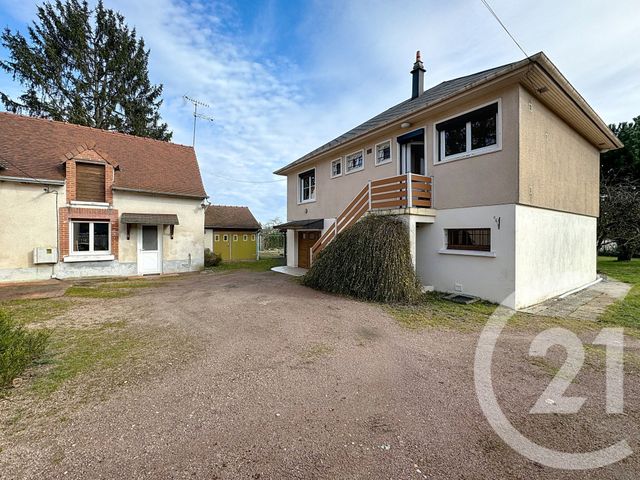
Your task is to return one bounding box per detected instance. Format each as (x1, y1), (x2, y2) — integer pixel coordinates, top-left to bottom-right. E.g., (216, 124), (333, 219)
(436, 102), (499, 162)
(446, 228), (491, 252)
(345, 150), (364, 173)
(71, 221), (110, 254)
(375, 140), (392, 165)
(299, 168), (316, 203)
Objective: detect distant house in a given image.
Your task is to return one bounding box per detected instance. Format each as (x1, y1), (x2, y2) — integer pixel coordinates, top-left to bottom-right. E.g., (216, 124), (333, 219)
(273, 52), (622, 309)
(0, 112), (208, 282)
(204, 205), (260, 261)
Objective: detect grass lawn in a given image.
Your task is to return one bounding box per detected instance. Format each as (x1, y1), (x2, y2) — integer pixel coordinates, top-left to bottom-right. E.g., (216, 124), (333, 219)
(597, 256), (640, 330)
(206, 257), (284, 273)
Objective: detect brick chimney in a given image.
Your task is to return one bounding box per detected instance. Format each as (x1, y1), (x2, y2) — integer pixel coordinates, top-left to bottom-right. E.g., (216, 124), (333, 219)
(411, 50), (425, 100)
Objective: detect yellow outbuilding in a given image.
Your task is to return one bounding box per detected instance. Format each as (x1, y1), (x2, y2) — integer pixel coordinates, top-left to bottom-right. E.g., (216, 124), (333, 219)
(204, 205), (260, 261)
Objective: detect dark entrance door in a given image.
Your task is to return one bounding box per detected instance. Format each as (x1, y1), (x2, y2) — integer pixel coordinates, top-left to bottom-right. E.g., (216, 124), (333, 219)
(298, 231), (320, 269)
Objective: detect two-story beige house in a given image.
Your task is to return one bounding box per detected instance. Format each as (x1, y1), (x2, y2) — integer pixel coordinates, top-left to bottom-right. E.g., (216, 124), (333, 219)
(274, 52), (622, 309)
(0, 113), (208, 282)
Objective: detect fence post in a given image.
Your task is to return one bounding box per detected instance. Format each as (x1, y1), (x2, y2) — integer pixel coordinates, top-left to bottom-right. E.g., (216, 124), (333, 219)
(407, 172), (413, 208)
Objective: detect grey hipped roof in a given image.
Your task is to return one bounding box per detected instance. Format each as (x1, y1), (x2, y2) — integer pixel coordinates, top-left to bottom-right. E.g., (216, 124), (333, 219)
(274, 56), (533, 175)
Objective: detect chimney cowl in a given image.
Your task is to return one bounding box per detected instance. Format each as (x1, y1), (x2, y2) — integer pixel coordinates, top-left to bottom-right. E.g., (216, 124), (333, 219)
(410, 50), (425, 100)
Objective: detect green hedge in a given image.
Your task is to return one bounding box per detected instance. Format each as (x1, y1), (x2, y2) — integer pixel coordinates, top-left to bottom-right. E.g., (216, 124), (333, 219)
(302, 215), (422, 303)
(0, 311), (49, 389)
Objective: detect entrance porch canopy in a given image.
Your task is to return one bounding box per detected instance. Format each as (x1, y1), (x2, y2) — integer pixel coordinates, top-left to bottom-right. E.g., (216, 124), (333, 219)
(274, 218), (324, 231)
(121, 213), (180, 240)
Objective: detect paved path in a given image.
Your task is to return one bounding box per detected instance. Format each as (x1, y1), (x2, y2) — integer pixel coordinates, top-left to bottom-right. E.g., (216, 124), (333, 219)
(520, 277), (631, 319)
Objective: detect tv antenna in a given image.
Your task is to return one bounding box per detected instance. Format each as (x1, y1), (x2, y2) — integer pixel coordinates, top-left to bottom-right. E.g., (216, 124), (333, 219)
(183, 95), (214, 147)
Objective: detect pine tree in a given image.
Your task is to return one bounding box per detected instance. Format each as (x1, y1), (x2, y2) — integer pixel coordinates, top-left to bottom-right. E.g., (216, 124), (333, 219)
(0, 0), (171, 141)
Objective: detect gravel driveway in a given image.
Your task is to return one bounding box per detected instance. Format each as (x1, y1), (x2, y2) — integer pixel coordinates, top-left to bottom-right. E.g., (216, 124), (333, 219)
(2, 270), (639, 479)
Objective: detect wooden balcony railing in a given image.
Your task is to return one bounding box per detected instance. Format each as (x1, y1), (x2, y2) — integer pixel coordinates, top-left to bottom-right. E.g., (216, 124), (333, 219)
(310, 173), (432, 264)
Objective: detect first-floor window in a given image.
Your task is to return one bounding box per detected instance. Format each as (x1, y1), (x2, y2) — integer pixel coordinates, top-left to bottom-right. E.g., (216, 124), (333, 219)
(446, 228), (491, 252)
(299, 169), (316, 202)
(345, 150), (364, 173)
(437, 102), (499, 161)
(71, 221), (110, 254)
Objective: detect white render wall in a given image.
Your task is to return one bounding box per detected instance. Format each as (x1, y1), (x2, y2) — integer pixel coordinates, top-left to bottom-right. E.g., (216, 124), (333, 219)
(514, 205), (597, 308)
(0, 181), (65, 282)
(415, 204), (517, 307)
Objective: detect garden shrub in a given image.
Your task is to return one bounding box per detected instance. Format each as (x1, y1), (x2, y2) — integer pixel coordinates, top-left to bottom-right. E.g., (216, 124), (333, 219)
(302, 215), (422, 304)
(0, 311), (49, 389)
(204, 248), (222, 267)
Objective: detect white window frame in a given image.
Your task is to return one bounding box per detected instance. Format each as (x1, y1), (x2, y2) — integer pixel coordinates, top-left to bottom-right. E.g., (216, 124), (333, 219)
(434, 98), (502, 164)
(374, 139), (392, 166)
(243, 234), (248, 241)
(214, 234), (220, 242)
(251, 234), (256, 241)
(233, 234), (238, 241)
(69, 221), (111, 256)
(223, 234), (228, 241)
(298, 168), (316, 204)
(330, 158), (343, 178)
(345, 149), (365, 174)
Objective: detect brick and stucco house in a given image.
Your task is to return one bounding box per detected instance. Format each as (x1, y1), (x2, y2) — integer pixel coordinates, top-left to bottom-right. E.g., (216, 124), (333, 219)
(274, 52), (623, 309)
(0, 113), (208, 281)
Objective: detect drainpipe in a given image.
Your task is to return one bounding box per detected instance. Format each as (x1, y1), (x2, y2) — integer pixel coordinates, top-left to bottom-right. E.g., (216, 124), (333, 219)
(44, 186), (60, 279)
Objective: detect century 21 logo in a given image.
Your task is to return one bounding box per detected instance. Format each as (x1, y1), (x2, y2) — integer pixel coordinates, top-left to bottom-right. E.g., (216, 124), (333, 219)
(474, 306), (632, 471)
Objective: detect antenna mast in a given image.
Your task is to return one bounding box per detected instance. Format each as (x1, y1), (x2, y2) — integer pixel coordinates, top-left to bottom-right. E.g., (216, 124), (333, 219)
(183, 95), (214, 147)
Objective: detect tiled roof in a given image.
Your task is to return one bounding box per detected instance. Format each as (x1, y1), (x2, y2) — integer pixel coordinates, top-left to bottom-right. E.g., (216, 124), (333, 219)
(275, 55), (537, 174)
(0, 112), (207, 198)
(204, 205), (260, 230)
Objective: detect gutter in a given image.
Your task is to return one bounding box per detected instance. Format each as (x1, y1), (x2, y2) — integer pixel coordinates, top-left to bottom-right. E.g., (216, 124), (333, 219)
(0, 175), (65, 186)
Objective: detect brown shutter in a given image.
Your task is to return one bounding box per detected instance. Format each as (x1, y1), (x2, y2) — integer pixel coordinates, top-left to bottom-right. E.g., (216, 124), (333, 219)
(76, 163), (106, 202)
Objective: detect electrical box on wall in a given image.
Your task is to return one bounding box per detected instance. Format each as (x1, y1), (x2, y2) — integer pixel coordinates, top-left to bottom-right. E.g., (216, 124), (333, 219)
(33, 247), (58, 264)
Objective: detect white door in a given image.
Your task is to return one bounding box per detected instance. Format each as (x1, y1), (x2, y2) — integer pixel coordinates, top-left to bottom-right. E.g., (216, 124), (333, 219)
(138, 225), (162, 275)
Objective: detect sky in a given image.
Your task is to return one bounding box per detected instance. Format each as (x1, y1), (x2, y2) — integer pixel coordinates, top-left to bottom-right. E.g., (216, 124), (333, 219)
(1, 0), (639, 223)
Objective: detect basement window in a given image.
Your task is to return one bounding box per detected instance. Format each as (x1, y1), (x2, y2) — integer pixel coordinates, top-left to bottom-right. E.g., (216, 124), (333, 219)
(446, 228), (491, 252)
(70, 221), (110, 254)
(299, 168), (316, 203)
(436, 102), (500, 162)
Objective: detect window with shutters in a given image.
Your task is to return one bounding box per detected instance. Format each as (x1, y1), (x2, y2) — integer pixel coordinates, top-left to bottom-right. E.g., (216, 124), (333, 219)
(76, 162), (106, 202)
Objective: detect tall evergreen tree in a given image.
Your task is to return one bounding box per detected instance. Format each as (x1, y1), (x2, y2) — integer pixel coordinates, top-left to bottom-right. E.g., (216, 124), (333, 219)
(0, 0), (171, 141)
(601, 117), (640, 181)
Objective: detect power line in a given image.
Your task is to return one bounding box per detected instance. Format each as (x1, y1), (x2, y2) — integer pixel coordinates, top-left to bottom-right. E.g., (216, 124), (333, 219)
(480, 0), (529, 58)
(208, 173), (286, 184)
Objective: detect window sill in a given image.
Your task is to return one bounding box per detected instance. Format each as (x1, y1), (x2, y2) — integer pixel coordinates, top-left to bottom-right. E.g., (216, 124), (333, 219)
(63, 254), (114, 263)
(345, 167), (364, 175)
(298, 198), (316, 205)
(70, 201), (110, 208)
(330, 174), (342, 179)
(375, 159), (392, 167)
(438, 249), (496, 258)
(436, 145), (502, 165)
